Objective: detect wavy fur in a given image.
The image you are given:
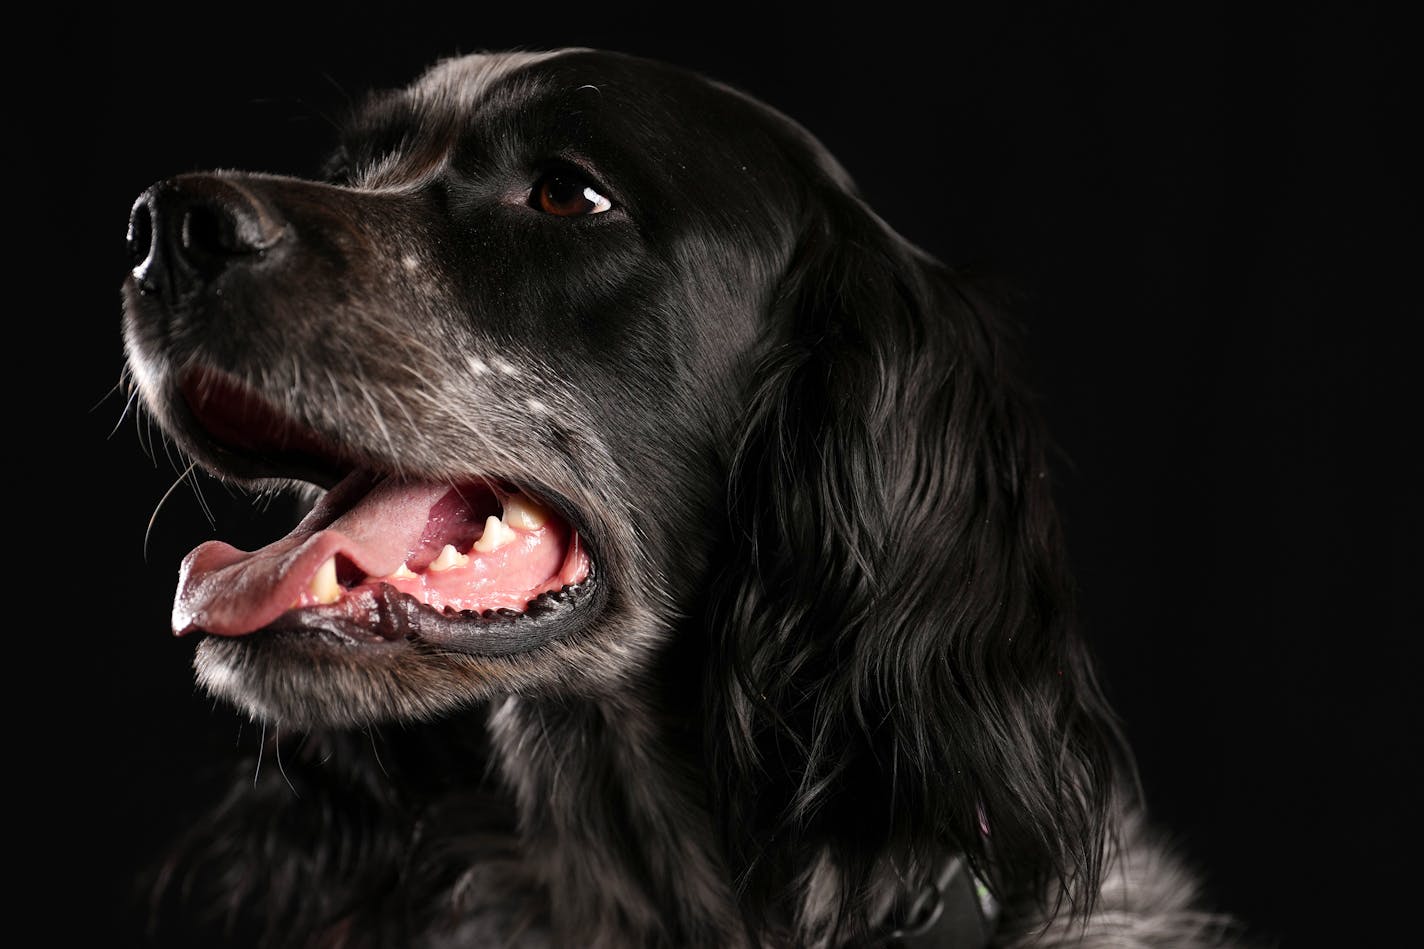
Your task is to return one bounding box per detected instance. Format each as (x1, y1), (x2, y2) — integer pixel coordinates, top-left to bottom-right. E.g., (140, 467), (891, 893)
(123, 49), (1241, 948)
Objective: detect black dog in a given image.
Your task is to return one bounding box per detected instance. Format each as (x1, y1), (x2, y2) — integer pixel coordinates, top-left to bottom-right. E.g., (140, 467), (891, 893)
(122, 49), (1235, 948)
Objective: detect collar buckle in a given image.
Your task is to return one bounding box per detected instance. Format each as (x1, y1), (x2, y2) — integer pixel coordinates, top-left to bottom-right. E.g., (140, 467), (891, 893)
(877, 854), (999, 949)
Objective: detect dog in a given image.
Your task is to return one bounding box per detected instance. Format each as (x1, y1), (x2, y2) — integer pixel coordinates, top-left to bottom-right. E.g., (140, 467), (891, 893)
(121, 49), (1237, 948)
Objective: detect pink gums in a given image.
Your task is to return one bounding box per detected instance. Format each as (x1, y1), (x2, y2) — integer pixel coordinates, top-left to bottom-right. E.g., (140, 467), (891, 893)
(292, 518), (589, 614)
(174, 475), (590, 637)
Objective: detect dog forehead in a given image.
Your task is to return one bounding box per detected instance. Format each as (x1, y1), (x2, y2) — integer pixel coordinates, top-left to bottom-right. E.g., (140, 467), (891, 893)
(406, 49), (580, 111)
(343, 48), (848, 235)
(345, 49), (805, 192)
(399, 48), (782, 146)
(347, 50), (700, 168)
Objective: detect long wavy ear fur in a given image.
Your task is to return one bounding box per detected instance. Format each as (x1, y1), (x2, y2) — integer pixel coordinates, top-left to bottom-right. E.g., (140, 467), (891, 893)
(705, 184), (1131, 943)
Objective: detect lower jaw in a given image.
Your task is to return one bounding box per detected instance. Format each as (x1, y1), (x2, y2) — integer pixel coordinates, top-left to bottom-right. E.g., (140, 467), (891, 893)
(190, 570), (607, 729)
(192, 633), (481, 728)
(237, 566), (601, 658)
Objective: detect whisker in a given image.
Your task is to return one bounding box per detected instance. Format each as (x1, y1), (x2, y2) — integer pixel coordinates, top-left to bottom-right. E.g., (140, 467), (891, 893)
(90, 378), (126, 414)
(186, 462), (217, 528)
(253, 722), (266, 787)
(138, 404), (158, 464)
(367, 727), (391, 779)
(108, 384), (143, 439)
(145, 461), (200, 562)
(273, 727), (300, 798)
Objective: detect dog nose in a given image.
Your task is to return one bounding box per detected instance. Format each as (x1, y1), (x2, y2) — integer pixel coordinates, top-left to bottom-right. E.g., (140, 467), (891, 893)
(128, 174), (286, 301)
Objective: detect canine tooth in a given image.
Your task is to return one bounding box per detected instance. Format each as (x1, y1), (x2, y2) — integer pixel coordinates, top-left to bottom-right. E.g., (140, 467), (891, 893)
(429, 544), (469, 572)
(308, 557), (341, 605)
(502, 493), (550, 530)
(390, 563), (417, 580)
(473, 515), (517, 552)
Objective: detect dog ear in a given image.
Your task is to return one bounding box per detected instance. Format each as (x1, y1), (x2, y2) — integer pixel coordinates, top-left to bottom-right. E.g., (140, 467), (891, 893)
(704, 189), (1130, 941)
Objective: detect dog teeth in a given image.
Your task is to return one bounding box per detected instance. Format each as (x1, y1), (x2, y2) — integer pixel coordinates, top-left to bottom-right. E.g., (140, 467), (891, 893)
(389, 562), (417, 580)
(429, 544), (470, 572)
(502, 493), (550, 530)
(307, 557), (341, 605)
(473, 515), (516, 552)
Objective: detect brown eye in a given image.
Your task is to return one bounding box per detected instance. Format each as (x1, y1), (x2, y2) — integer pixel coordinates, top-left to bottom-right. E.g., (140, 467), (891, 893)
(531, 171), (613, 216)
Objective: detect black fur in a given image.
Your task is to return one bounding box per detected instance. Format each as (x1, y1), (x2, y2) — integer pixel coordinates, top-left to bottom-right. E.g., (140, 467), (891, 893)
(122, 49), (1238, 948)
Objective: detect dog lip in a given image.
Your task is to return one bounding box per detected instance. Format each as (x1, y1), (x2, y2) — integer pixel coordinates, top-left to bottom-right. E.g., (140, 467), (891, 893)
(173, 469), (599, 653)
(254, 570), (601, 656)
(164, 370), (604, 657)
(177, 367), (353, 489)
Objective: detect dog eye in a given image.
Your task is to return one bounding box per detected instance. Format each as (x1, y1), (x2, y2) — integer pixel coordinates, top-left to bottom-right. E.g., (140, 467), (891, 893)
(530, 171), (613, 217)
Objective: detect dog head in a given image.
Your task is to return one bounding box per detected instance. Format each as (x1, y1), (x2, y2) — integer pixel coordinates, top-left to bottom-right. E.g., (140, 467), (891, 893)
(123, 48), (1124, 921)
(124, 50), (825, 725)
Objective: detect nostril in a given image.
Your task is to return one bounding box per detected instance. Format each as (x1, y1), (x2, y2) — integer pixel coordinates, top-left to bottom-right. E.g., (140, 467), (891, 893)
(182, 201), (243, 262)
(128, 199), (154, 270)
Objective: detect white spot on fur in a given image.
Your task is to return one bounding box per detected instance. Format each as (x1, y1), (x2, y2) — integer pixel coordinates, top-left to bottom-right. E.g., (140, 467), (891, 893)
(402, 255), (420, 271)
(467, 355), (489, 376)
(494, 358), (519, 376)
(526, 398), (548, 414)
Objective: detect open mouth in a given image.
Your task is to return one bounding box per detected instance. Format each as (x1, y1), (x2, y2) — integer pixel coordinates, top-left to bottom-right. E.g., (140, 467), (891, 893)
(171, 369), (595, 651)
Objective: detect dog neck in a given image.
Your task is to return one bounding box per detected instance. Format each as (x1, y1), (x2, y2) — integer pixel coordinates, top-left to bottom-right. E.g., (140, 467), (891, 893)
(487, 690), (748, 947)
(481, 667), (961, 948)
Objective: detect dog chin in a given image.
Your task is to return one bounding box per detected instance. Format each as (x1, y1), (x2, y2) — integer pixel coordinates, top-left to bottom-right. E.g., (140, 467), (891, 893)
(191, 593), (662, 729)
(192, 632), (519, 729)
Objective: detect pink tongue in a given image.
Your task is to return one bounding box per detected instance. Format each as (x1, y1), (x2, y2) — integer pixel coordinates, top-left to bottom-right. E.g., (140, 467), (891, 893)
(173, 473), (454, 637)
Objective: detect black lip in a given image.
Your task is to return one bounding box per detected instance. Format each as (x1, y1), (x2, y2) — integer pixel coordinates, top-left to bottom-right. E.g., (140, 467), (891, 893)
(213, 477), (606, 657)
(187, 479), (605, 657)
(260, 568), (603, 657)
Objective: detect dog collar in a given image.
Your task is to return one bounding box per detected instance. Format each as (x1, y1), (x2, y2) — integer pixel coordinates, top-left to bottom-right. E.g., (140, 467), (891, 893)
(875, 853), (1000, 949)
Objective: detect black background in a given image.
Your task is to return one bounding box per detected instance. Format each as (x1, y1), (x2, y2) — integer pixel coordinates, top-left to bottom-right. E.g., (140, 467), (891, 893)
(33, 2), (1415, 946)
